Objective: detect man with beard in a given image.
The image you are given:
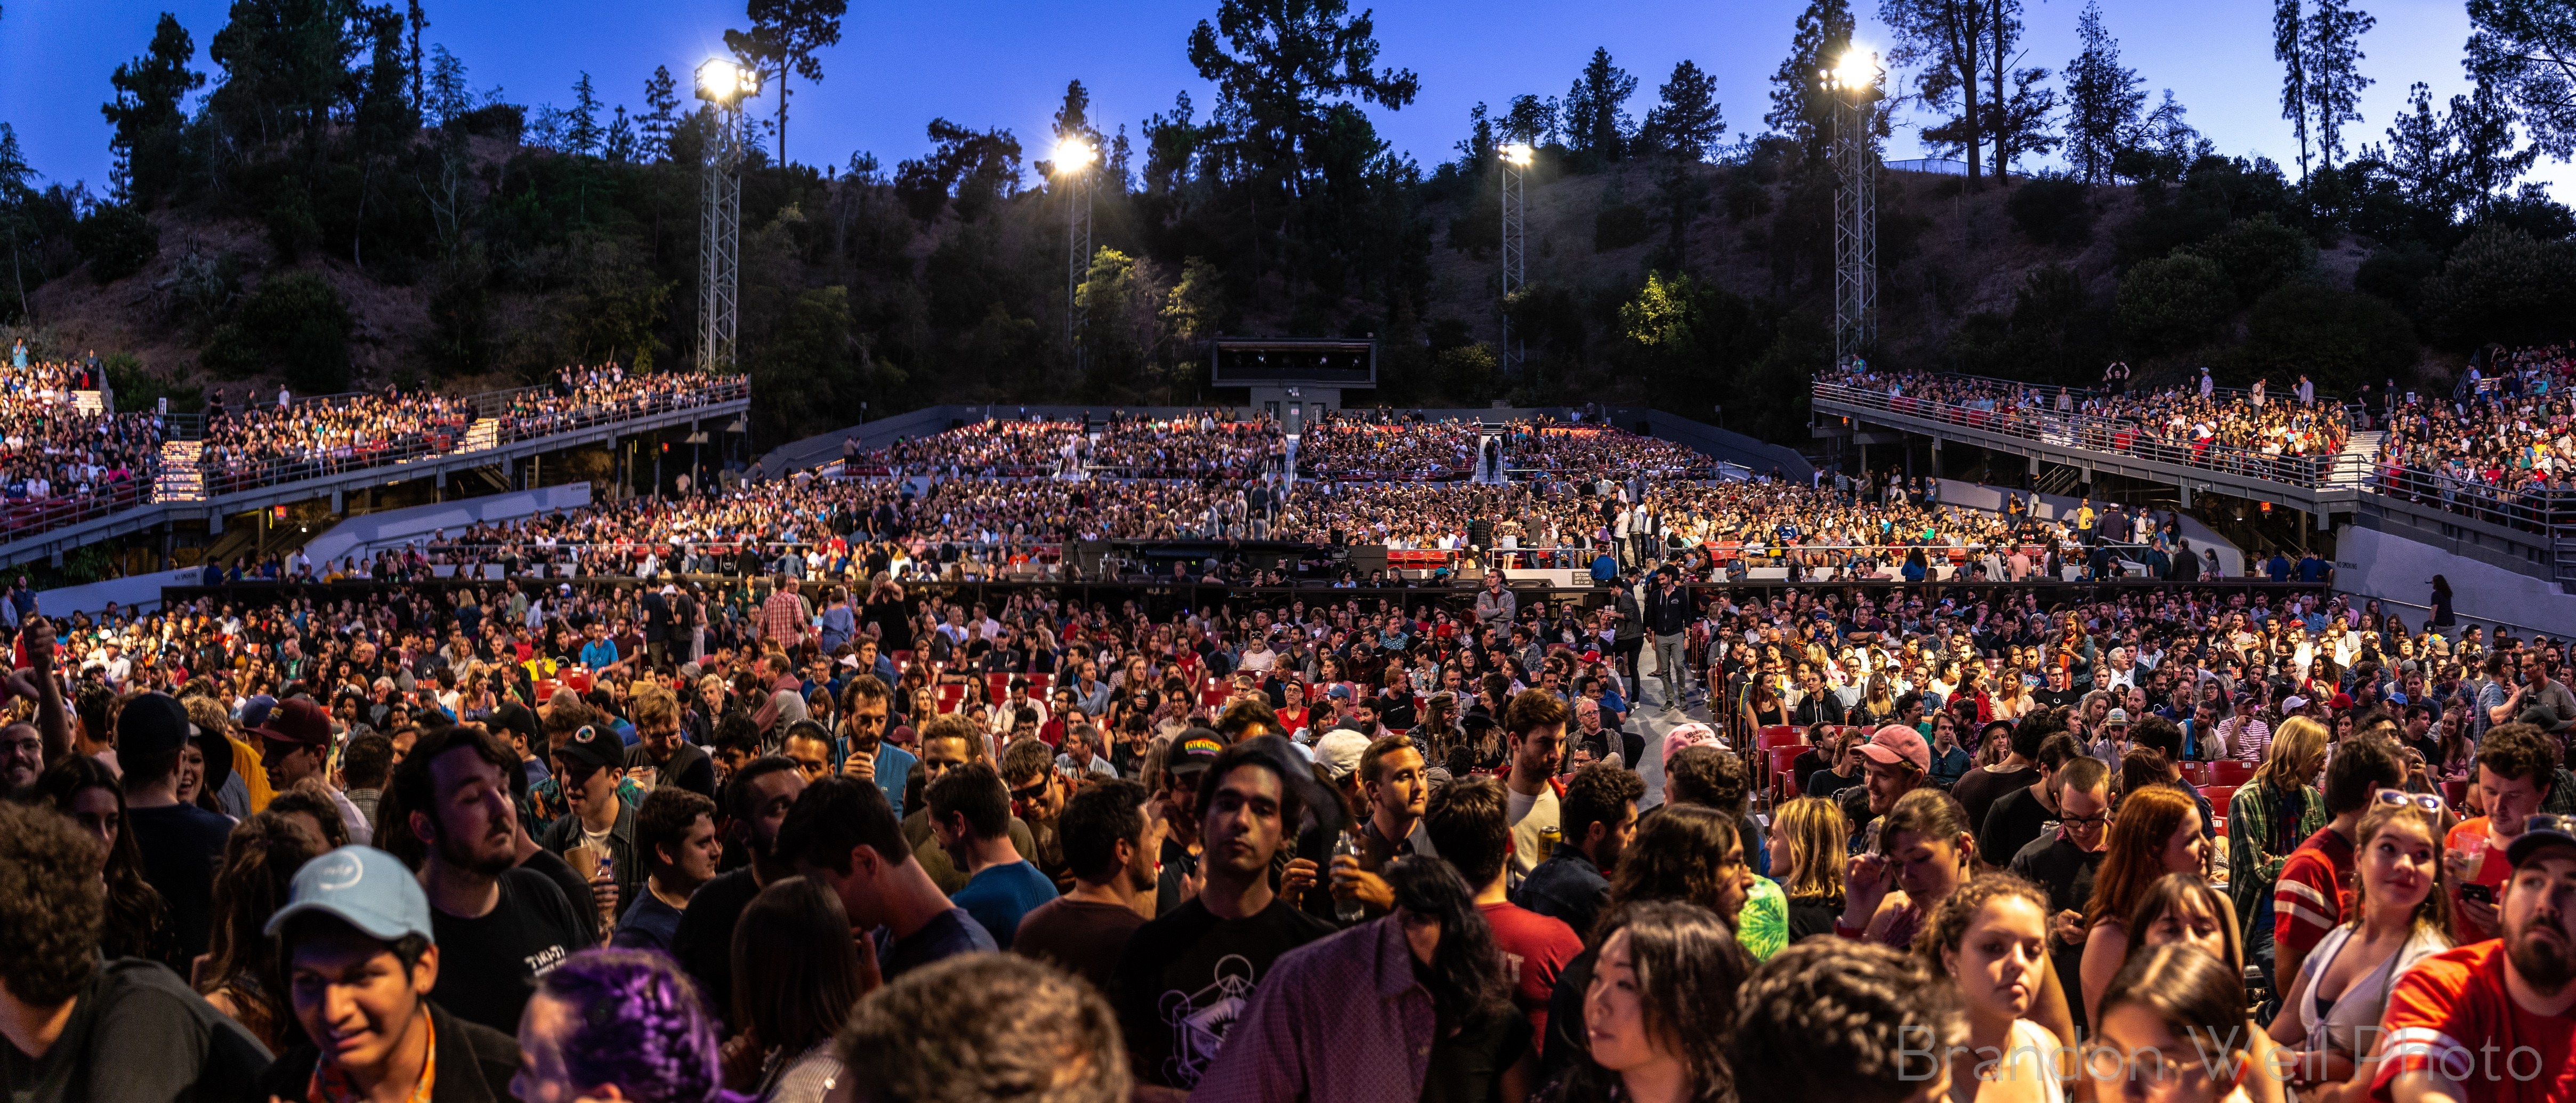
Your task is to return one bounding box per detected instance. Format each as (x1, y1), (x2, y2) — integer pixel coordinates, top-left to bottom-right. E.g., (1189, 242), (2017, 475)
(836, 674), (915, 816)
(2374, 813), (2576, 1102)
(388, 724), (590, 1034)
(669, 754), (805, 1029)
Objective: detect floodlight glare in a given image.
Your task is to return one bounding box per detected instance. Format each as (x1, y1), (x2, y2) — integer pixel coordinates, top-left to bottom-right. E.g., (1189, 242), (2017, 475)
(1499, 142), (1535, 167)
(1053, 136), (1096, 174)
(696, 58), (756, 104)
(1829, 50), (1878, 92)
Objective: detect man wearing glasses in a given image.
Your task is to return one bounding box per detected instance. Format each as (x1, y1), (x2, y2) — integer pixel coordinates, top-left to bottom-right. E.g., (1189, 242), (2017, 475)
(2008, 754), (2110, 1030)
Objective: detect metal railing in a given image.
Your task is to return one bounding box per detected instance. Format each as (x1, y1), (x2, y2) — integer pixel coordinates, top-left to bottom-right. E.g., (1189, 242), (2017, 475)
(198, 425), (470, 497)
(0, 476), (154, 542)
(1814, 382), (2341, 488)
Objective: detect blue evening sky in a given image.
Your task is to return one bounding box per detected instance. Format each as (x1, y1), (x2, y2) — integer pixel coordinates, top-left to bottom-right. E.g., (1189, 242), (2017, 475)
(4, 0), (2565, 198)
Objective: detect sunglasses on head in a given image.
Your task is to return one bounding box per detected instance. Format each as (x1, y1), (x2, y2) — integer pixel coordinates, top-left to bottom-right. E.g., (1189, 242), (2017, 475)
(2372, 789), (2444, 815)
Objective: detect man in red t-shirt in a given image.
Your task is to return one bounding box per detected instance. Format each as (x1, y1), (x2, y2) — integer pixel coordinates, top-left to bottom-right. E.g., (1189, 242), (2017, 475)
(2278, 737), (2402, 987)
(2372, 812), (2576, 1103)
(1423, 775), (1581, 1051)
(2442, 726), (2558, 944)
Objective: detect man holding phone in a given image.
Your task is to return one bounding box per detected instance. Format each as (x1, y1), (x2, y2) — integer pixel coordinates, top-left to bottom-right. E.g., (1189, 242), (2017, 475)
(2446, 724), (2558, 942)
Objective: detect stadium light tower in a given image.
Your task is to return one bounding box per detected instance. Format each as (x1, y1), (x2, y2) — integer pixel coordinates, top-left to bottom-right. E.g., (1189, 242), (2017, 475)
(696, 58), (760, 375)
(1497, 141), (1533, 377)
(1053, 136), (1097, 374)
(1822, 50), (1881, 371)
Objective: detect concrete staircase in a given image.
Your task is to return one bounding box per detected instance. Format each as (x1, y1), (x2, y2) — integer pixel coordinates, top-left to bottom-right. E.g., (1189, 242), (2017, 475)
(2322, 430), (2385, 488)
(154, 440), (205, 503)
(71, 391), (102, 415)
(462, 417), (500, 452)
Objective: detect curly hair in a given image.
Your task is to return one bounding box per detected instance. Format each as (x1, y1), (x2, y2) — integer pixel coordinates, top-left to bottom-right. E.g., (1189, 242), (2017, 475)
(530, 949), (725, 1103)
(837, 953), (1128, 1103)
(1604, 803), (1742, 937)
(1915, 872), (2050, 974)
(0, 799), (108, 1006)
(1732, 940), (1965, 1103)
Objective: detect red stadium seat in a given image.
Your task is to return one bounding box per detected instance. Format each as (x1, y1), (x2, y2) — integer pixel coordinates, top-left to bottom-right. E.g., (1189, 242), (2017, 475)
(1767, 745), (1805, 778)
(2200, 785), (2238, 811)
(2177, 761), (2212, 786)
(1756, 726), (1801, 750)
(2208, 761), (2256, 787)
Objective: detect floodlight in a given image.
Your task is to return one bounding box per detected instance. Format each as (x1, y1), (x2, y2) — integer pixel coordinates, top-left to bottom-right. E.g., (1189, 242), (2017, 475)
(1499, 142), (1535, 167)
(1053, 136), (1096, 174)
(1829, 50), (1879, 92)
(696, 58), (757, 104)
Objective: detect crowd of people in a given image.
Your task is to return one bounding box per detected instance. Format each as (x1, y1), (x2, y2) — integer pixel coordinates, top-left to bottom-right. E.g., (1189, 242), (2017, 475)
(843, 410), (1286, 481)
(2371, 344), (2576, 528)
(197, 392), (476, 494)
(1823, 364), (2354, 481)
(0, 346), (165, 526)
(4, 519), (2574, 1101)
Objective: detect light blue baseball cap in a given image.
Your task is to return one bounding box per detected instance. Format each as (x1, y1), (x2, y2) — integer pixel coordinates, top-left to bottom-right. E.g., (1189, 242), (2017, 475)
(264, 845), (436, 944)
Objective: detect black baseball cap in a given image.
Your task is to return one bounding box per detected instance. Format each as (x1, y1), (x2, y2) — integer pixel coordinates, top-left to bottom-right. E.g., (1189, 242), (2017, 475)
(1166, 727), (1226, 776)
(553, 724), (623, 774)
(118, 692), (196, 759)
(2506, 814), (2576, 867)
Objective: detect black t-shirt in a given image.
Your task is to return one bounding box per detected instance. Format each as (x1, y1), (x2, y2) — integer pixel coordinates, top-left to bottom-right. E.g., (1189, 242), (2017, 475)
(2010, 831), (2105, 1030)
(125, 801), (237, 960)
(625, 742), (717, 801)
(430, 867), (590, 1035)
(1420, 992), (1534, 1103)
(671, 867), (761, 1028)
(1950, 765), (2039, 837)
(0, 959), (270, 1102)
(2033, 687), (2082, 711)
(1110, 897), (1335, 1090)
(1978, 785), (2055, 871)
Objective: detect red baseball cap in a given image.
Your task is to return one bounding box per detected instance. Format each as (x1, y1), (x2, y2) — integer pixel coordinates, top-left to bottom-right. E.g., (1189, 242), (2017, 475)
(1858, 724), (1932, 772)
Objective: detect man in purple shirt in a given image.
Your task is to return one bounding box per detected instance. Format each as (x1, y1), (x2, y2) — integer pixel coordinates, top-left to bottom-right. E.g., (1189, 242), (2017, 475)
(1192, 856), (1533, 1102)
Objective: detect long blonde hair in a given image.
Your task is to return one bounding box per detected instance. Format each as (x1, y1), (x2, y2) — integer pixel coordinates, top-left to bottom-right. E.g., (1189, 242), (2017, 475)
(1773, 797), (1848, 906)
(2253, 716), (2329, 793)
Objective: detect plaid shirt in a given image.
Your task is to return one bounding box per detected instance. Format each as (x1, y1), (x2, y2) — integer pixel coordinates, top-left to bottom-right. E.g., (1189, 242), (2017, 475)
(761, 589), (809, 647)
(2227, 778), (2324, 945)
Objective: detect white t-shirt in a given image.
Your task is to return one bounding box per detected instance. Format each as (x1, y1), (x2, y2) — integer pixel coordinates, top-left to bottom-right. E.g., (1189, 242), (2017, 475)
(1505, 782), (1560, 888)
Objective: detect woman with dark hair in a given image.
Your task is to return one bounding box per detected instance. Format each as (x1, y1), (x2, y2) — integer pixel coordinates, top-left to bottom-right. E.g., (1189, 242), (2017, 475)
(512, 948), (731, 1103)
(1385, 855), (1531, 1103)
(198, 811), (322, 1053)
(1540, 805), (1755, 1082)
(729, 877), (871, 1101)
(1840, 787), (1979, 950)
(1544, 901), (1750, 1103)
(2428, 575), (2454, 629)
(2086, 945), (2270, 1103)
(2128, 873), (2246, 975)
(33, 755), (177, 967)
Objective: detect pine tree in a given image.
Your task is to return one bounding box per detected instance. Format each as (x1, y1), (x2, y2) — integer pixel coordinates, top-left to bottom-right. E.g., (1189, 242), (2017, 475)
(405, 0), (426, 110)
(2275, 0), (2311, 178)
(2304, 0), (2375, 169)
(1638, 60), (1724, 160)
(1503, 94), (1559, 146)
(1766, 0), (1854, 166)
(1454, 102), (1495, 174)
(604, 105), (637, 163)
(640, 65), (679, 162)
(1046, 78), (1107, 176)
(2062, 0), (2143, 183)
(566, 71), (603, 156)
(1562, 47), (1637, 165)
(726, 0), (851, 167)
(1886, 0), (1991, 181)
(425, 45), (471, 126)
(102, 13), (204, 202)
(2469, 0), (2576, 160)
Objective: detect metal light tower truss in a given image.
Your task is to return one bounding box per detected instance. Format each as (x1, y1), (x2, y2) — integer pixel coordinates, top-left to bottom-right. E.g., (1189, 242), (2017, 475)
(1053, 137), (1099, 375)
(1498, 142), (1532, 377)
(696, 59), (758, 375)
(1829, 54), (1881, 369)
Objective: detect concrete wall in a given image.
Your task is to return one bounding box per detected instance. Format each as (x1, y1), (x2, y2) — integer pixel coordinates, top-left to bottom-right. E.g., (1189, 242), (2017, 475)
(301, 484), (593, 569)
(28, 567), (207, 617)
(1933, 479), (2246, 578)
(2334, 524), (2576, 637)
